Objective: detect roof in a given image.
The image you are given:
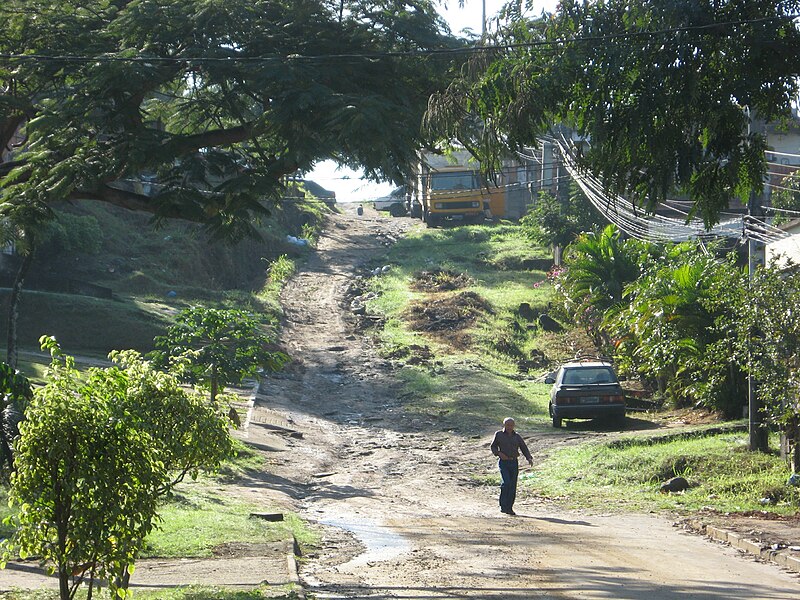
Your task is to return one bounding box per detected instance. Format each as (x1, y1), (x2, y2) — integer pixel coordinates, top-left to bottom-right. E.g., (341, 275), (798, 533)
(560, 361), (614, 369)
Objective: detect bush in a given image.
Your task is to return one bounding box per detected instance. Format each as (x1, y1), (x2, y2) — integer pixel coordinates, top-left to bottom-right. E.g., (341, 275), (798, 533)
(39, 213), (103, 257)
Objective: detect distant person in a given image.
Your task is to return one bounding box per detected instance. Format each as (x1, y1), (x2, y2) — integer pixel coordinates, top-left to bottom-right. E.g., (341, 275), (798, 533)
(490, 417), (533, 515)
(357, 204), (364, 216)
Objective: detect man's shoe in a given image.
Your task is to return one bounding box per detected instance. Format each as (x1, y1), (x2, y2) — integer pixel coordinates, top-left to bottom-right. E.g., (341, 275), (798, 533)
(501, 508), (516, 515)
(506, 509), (517, 516)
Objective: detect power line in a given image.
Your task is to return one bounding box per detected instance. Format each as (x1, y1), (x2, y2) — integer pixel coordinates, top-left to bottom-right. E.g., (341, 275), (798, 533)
(1, 14), (798, 65)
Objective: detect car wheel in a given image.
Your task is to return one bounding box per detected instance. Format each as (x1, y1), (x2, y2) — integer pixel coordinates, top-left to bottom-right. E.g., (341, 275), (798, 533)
(552, 414), (562, 428)
(389, 203), (407, 217)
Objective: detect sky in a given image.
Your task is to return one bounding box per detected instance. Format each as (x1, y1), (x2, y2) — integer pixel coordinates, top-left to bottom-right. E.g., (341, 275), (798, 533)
(308, 0), (559, 203)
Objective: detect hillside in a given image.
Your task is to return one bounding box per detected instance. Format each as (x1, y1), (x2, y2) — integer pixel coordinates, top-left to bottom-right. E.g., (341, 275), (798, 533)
(0, 194), (330, 365)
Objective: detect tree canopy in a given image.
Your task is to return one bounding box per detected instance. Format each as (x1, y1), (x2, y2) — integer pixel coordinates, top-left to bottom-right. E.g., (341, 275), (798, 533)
(0, 0), (461, 238)
(427, 0), (800, 227)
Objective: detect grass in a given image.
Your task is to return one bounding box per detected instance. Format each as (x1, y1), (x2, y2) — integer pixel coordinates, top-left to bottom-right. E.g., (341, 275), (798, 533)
(5, 197), (330, 358)
(144, 442), (318, 558)
(397, 365), (552, 433)
(524, 431), (800, 514)
(143, 483), (315, 558)
(366, 223), (556, 376)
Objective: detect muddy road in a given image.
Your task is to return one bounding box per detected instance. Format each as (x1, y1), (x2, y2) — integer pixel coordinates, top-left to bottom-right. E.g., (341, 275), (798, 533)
(256, 206), (800, 599)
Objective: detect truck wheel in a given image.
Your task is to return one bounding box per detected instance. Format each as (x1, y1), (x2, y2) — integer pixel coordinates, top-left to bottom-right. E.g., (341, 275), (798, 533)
(410, 202), (422, 219)
(424, 211), (439, 228)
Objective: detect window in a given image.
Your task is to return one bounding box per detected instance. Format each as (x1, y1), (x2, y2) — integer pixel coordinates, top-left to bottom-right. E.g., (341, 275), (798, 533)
(430, 171), (477, 191)
(562, 367), (616, 385)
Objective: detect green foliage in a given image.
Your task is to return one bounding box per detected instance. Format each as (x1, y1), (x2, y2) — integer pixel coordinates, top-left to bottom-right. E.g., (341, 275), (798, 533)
(716, 265), (800, 463)
(0, 362), (32, 474)
(520, 187), (604, 248)
(0, 0), (461, 239)
(3, 338), (164, 600)
(556, 225), (646, 345)
(38, 214), (103, 258)
(152, 307), (287, 401)
(608, 248), (745, 414)
(1, 338), (234, 600)
(267, 255), (296, 286)
(769, 172), (800, 225)
(428, 0), (800, 227)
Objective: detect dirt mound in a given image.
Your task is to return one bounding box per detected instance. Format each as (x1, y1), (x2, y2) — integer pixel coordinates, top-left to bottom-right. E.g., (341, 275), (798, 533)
(406, 291), (491, 334)
(411, 269), (473, 292)
(384, 343), (435, 365)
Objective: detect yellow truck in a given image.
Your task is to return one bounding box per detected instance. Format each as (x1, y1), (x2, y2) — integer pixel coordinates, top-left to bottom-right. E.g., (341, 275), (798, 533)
(409, 150), (507, 227)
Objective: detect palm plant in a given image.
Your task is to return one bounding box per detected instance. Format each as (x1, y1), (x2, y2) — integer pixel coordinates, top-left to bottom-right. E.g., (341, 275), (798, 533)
(557, 224), (645, 347)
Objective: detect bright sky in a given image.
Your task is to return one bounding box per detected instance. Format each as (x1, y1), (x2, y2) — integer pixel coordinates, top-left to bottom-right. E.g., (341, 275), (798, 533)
(308, 0), (559, 203)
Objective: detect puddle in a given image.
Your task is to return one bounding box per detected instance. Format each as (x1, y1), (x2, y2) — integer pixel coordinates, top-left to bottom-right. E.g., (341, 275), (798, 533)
(320, 512), (411, 566)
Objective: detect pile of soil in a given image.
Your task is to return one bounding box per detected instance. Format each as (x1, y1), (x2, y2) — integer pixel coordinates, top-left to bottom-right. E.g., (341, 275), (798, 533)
(406, 291), (491, 333)
(411, 269), (473, 292)
(384, 344), (435, 365)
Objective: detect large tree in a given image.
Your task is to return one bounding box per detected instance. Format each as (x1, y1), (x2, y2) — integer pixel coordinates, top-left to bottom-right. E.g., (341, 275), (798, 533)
(0, 0), (461, 363)
(427, 0), (800, 227)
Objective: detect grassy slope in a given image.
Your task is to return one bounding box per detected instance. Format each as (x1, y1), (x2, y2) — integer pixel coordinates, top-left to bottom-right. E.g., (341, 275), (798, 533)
(143, 442), (318, 558)
(366, 223), (557, 432)
(7, 197), (328, 366)
(527, 431), (799, 514)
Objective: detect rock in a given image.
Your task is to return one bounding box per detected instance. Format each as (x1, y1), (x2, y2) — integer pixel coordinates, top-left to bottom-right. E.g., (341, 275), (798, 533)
(659, 476), (690, 494)
(518, 302), (538, 322)
(538, 313), (564, 333)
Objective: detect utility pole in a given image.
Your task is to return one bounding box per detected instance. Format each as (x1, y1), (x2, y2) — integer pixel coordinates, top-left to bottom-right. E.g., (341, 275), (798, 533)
(482, 0), (487, 37)
(747, 112), (769, 452)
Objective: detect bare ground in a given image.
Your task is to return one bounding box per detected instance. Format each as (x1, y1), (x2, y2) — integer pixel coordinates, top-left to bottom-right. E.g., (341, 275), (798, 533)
(249, 206), (800, 599)
(2, 206), (798, 598)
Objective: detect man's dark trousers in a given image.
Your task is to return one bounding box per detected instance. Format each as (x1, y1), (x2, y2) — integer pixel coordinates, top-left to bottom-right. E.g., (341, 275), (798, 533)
(498, 458), (519, 512)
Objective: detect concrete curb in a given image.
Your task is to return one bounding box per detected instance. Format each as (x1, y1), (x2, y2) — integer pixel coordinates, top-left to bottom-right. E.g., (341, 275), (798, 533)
(236, 379), (259, 433)
(684, 520), (800, 574)
(285, 536), (305, 599)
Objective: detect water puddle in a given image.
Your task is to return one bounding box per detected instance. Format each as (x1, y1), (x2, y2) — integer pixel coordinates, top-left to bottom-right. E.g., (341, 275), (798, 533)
(320, 512), (411, 566)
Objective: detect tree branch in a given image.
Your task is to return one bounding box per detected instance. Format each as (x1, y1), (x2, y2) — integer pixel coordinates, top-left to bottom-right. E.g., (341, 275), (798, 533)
(71, 185), (183, 218)
(165, 124), (255, 155)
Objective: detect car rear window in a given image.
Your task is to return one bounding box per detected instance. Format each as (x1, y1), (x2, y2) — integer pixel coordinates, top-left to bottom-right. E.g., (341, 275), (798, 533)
(562, 367), (617, 385)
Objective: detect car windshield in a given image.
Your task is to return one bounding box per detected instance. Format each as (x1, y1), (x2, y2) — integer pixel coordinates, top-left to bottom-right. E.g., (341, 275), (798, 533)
(562, 367), (616, 385)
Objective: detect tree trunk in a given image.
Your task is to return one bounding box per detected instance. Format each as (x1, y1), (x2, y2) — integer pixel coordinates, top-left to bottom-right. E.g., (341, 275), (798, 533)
(58, 566), (70, 600)
(210, 373), (219, 404)
(6, 244), (35, 369)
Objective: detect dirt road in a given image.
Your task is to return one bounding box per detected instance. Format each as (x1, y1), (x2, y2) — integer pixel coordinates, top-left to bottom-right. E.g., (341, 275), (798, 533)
(255, 206), (800, 599)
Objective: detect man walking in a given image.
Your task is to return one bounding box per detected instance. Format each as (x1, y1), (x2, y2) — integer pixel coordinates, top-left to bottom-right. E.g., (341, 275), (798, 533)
(490, 417), (533, 515)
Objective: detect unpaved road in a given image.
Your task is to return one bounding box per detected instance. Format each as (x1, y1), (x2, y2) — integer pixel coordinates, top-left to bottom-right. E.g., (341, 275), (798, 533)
(255, 206), (800, 599)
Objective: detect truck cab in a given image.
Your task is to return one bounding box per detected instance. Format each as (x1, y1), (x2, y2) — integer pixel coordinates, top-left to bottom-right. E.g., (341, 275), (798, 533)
(410, 151), (505, 227)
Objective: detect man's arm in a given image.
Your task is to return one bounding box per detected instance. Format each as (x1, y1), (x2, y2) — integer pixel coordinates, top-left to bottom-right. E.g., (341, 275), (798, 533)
(490, 432), (501, 457)
(518, 435), (533, 464)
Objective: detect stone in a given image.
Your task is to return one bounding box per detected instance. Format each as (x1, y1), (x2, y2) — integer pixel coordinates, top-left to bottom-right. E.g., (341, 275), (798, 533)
(538, 314), (564, 333)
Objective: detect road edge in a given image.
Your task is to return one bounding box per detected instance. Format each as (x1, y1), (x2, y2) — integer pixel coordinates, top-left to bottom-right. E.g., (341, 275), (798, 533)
(682, 519), (800, 574)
